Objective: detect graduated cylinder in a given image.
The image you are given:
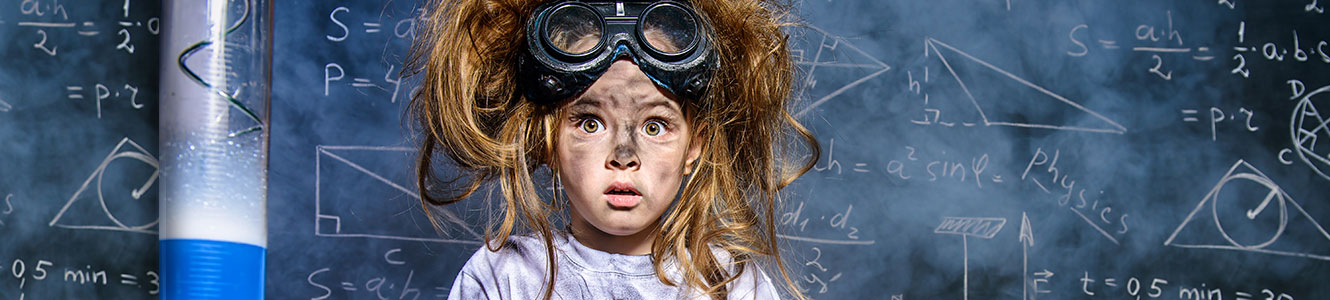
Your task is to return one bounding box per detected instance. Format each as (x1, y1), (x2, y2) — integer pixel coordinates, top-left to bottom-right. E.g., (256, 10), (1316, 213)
(158, 0), (272, 299)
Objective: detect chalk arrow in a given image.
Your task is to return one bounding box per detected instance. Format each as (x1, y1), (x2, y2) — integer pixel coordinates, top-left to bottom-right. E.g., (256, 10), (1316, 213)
(1021, 212), (1034, 300)
(1034, 270), (1053, 278)
(1020, 213), (1034, 247)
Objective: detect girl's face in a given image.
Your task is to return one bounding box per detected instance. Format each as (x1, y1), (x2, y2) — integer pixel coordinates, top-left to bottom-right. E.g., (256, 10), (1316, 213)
(556, 59), (700, 245)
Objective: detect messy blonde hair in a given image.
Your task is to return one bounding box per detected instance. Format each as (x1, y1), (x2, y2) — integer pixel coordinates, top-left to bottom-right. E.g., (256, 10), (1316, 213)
(405, 0), (818, 298)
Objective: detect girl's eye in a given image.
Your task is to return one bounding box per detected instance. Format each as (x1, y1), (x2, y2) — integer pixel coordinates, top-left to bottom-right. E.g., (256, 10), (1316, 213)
(579, 117), (604, 133)
(642, 120), (665, 136)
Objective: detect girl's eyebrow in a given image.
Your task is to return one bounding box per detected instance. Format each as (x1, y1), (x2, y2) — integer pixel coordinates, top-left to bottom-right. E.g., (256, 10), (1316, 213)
(638, 100), (676, 111)
(568, 99), (602, 111)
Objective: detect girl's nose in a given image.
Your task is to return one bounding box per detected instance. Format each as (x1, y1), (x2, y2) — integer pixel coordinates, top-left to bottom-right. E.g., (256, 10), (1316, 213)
(607, 131), (639, 170)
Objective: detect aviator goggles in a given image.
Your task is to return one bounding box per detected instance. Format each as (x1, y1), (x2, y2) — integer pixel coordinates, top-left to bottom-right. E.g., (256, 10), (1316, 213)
(519, 0), (718, 104)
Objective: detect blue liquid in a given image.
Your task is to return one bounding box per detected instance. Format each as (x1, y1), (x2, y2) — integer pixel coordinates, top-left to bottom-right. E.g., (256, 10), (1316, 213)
(161, 239), (265, 299)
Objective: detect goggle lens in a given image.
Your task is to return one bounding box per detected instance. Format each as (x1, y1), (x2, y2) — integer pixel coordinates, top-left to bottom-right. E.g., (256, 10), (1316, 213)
(544, 5), (603, 55)
(640, 4), (697, 55)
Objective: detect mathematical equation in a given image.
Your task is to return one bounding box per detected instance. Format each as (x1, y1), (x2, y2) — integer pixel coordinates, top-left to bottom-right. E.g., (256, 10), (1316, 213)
(1075, 271), (1295, 300)
(1066, 6), (1328, 82)
(1066, 10), (1217, 81)
(321, 6), (417, 103)
(1179, 107), (1259, 141)
(13, 0), (159, 56)
(64, 82), (146, 119)
(1230, 22), (1329, 79)
(306, 248), (451, 299)
(813, 139), (1003, 188)
(4, 257), (158, 298)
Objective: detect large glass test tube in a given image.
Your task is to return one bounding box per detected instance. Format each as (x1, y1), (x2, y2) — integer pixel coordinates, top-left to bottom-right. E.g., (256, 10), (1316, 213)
(158, 0), (271, 298)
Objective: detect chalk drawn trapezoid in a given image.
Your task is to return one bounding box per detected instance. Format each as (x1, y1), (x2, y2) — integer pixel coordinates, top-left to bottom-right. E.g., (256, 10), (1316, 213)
(925, 38), (1127, 134)
(1163, 160), (1330, 261)
(793, 25), (892, 118)
(48, 137), (160, 235)
(315, 145), (483, 245)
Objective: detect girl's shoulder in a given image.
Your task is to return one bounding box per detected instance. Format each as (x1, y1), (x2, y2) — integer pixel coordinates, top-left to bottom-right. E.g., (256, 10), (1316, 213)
(459, 234), (552, 273)
(447, 234), (556, 299)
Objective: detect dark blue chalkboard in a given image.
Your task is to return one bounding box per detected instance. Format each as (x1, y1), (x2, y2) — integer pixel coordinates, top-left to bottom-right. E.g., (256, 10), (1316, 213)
(779, 0), (1330, 299)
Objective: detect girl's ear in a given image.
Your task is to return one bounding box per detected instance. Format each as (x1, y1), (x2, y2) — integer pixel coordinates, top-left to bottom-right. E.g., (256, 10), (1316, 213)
(683, 124), (705, 175)
(684, 143), (701, 175)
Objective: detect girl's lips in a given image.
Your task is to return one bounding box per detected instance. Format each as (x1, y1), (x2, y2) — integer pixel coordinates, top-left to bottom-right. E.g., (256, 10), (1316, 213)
(604, 181), (641, 208)
(605, 194), (641, 208)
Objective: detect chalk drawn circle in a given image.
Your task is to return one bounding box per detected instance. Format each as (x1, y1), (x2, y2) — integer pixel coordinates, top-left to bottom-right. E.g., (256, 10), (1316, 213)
(96, 151), (160, 231)
(1292, 85), (1330, 182)
(1210, 173), (1288, 249)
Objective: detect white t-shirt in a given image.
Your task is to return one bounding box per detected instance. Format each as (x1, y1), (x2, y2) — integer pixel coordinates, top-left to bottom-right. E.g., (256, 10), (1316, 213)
(447, 231), (781, 299)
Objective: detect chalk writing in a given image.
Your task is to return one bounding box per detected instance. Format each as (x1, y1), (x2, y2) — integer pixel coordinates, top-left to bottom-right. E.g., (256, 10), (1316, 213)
(797, 247), (844, 294)
(1021, 147), (1129, 244)
(321, 6), (415, 103)
(64, 83), (144, 119)
(812, 142), (1005, 191)
(14, 0), (159, 55)
(1076, 271), (1295, 300)
(306, 248), (449, 299)
(7, 257), (158, 298)
(1067, 10), (1217, 81)
(779, 201), (869, 245)
(326, 6), (417, 42)
(1180, 107), (1260, 141)
(1232, 22), (1330, 79)
(0, 194), (12, 227)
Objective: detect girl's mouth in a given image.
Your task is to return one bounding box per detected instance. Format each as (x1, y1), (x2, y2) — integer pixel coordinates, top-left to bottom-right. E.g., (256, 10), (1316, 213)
(604, 182), (641, 208)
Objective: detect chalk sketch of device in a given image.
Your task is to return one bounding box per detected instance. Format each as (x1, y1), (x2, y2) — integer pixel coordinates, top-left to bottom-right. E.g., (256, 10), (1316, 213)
(1291, 84), (1330, 181)
(924, 38), (1127, 134)
(49, 137), (160, 234)
(315, 145), (483, 245)
(1164, 160), (1330, 261)
(934, 216), (1006, 300)
(791, 25), (892, 118)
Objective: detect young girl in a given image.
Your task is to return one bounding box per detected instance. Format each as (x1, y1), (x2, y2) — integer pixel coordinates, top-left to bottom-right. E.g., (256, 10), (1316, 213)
(406, 0), (817, 298)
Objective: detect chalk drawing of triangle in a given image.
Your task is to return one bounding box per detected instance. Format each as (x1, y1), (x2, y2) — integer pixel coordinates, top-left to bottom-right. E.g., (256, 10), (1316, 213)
(48, 137), (160, 234)
(1163, 160), (1330, 261)
(925, 38), (1127, 134)
(314, 145), (484, 245)
(793, 25), (891, 117)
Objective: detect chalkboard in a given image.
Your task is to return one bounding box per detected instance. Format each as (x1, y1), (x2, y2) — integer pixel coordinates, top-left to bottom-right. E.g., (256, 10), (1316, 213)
(0, 0), (162, 298)
(779, 0), (1330, 299)
(4, 0), (1330, 299)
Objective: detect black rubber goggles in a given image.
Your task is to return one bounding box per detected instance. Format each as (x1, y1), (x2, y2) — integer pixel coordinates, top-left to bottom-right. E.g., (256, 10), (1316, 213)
(518, 0), (718, 104)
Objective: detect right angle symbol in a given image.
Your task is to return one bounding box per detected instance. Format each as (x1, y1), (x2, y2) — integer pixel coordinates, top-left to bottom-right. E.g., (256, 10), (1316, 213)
(1164, 160), (1330, 261)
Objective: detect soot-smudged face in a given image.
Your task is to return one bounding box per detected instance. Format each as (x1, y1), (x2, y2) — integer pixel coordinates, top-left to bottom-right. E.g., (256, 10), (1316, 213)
(555, 59), (699, 251)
